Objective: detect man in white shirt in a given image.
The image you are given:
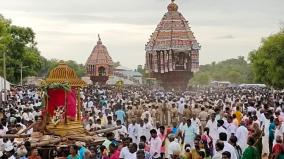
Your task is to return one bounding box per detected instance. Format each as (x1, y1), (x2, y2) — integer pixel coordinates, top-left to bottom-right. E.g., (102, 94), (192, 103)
(206, 113), (218, 144)
(262, 113), (270, 156)
(191, 114), (200, 135)
(22, 109), (29, 122)
(247, 104), (257, 113)
(227, 116), (237, 136)
(32, 109), (40, 118)
(219, 132), (238, 159)
(141, 107), (151, 121)
(4, 144), (16, 159)
(217, 120), (229, 140)
(119, 138), (136, 159)
(177, 100), (185, 122)
(212, 141), (225, 159)
(178, 118), (187, 134)
(116, 120), (127, 140)
(143, 118), (153, 141)
(167, 134), (181, 159)
(28, 109), (35, 121)
(128, 120), (138, 143)
(137, 121), (145, 140)
(149, 129), (162, 159)
(87, 100), (94, 112)
(235, 122), (249, 152)
(85, 120), (95, 131)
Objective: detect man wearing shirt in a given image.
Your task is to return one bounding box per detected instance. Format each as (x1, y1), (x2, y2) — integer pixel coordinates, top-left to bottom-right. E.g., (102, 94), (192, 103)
(206, 113), (218, 145)
(149, 129), (162, 159)
(212, 141), (225, 159)
(128, 120), (138, 143)
(120, 138), (136, 159)
(235, 121), (249, 152)
(167, 134), (181, 159)
(177, 100), (185, 122)
(199, 106), (208, 133)
(183, 119), (197, 148)
(116, 120), (128, 140)
(219, 132), (238, 159)
(191, 115), (200, 135)
(217, 120), (229, 139)
(115, 106), (126, 125)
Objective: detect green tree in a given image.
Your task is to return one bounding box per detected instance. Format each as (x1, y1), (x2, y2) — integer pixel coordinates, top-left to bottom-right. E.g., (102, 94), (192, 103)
(137, 65), (145, 76)
(249, 29), (284, 88)
(39, 59), (86, 78)
(113, 61), (120, 68)
(189, 72), (209, 85)
(0, 15), (44, 84)
(65, 60), (86, 77)
(189, 56), (254, 85)
(226, 70), (241, 83)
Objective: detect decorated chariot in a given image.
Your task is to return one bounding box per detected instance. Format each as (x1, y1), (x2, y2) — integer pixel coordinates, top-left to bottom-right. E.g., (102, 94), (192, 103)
(0, 61), (120, 158)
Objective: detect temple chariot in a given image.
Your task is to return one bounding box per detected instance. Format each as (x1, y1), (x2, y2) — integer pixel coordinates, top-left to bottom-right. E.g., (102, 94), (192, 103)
(145, 0), (201, 89)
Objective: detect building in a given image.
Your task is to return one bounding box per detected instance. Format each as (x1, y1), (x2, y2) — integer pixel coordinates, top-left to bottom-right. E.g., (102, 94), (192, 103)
(107, 66), (142, 85)
(0, 76), (10, 91)
(24, 76), (43, 86)
(85, 35), (113, 85)
(145, 0), (201, 89)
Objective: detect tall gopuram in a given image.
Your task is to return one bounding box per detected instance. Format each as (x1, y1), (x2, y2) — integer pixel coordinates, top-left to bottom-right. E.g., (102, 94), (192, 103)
(145, 0), (201, 89)
(86, 35), (113, 85)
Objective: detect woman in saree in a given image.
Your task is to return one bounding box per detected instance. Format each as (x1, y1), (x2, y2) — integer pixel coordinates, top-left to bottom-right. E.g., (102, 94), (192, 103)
(271, 136), (284, 159)
(242, 137), (259, 159)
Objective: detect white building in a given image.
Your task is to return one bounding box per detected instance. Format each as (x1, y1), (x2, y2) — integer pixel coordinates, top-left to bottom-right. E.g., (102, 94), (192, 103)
(0, 76), (11, 91)
(24, 76), (43, 86)
(107, 66), (143, 85)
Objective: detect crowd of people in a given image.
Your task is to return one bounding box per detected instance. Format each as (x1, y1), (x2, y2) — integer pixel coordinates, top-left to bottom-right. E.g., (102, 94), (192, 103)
(0, 85), (284, 159)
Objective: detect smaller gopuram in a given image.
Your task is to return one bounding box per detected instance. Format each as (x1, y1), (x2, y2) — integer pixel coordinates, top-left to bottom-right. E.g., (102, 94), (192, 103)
(86, 35), (113, 85)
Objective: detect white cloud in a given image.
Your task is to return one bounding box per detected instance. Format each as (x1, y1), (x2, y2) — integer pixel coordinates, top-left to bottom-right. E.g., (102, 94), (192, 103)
(0, 0), (283, 69)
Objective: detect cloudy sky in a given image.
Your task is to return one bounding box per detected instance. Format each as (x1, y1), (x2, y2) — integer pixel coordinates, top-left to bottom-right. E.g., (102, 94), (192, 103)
(0, 0), (283, 69)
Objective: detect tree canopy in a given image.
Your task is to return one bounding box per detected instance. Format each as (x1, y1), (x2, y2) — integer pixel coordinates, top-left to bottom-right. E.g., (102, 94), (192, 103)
(0, 15), (44, 83)
(39, 59), (86, 78)
(249, 29), (284, 89)
(189, 56), (254, 86)
(0, 15), (86, 84)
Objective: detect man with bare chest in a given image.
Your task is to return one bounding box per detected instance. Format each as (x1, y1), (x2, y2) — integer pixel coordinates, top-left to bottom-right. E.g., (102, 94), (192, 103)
(19, 116), (53, 142)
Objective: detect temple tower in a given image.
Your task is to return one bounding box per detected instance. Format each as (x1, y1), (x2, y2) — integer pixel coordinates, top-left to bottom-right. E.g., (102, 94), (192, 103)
(86, 35), (113, 85)
(145, 0), (201, 89)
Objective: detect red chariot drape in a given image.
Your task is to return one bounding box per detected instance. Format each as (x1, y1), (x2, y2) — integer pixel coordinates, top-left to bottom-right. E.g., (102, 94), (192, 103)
(47, 89), (77, 119)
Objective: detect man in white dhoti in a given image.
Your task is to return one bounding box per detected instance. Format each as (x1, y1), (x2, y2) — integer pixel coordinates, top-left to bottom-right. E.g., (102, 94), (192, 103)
(235, 121), (249, 152)
(262, 113), (270, 156)
(206, 113), (218, 145)
(128, 120), (138, 143)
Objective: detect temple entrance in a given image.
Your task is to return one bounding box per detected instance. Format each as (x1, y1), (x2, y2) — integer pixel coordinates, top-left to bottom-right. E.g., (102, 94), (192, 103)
(175, 52), (186, 70)
(98, 67), (106, 76)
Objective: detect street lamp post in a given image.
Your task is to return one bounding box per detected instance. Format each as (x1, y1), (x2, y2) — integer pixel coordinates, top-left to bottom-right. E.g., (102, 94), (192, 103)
(0, 36), (6, 104)
(0, 36), (5, 105)
(20, 62), (29, 86)
(3, 50), (6, 102)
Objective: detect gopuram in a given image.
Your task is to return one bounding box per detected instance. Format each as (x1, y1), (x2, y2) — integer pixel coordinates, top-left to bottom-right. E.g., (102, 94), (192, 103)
(145, 0), (201, 89)
(85, 35), (113, 85)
